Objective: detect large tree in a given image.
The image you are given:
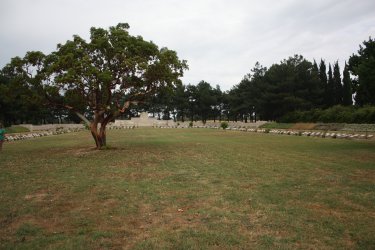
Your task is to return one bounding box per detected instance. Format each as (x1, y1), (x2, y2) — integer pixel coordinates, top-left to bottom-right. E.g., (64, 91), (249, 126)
(227, 62), (266, 121)
(1, 65), (57, 126)
(228, 56), (322, 121)
(348, 37), (375, 106)
(4, 23), (187, 149)
(194, 81), (216, 123)
(257, 55), (321, 120)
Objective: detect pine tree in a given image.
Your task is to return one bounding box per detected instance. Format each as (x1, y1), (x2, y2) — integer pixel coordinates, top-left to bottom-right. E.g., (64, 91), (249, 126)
(342, 63), (352, 106)
(333, 61), (343, 105)
(327, 64), (335, 107)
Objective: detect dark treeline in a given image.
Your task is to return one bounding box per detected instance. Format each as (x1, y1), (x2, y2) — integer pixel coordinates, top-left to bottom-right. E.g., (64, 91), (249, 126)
(1, 37), (375, 126)
(138, 37), (375, 123)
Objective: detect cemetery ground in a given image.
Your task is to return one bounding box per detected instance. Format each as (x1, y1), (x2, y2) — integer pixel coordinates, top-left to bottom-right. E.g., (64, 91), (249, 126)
(0, 128), (374, 249)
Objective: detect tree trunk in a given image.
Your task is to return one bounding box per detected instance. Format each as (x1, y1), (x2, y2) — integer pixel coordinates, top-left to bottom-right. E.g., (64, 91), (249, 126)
(90, 122), (107, 149)
(99, 119), (110, 148)
(99, 126), (107, 148)
(90, 122), (101, 149)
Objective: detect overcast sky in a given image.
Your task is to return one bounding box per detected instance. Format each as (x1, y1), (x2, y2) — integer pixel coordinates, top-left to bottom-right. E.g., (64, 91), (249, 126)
(1, 0), (374, 90)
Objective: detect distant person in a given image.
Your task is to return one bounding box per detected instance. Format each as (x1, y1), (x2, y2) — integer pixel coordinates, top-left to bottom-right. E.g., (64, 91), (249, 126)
(0, 123), (5, 151)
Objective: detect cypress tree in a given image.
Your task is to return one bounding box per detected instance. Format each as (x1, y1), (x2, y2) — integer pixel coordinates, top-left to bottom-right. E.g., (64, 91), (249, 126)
(342, 63), (352, 106)
(333, 61), (343, 105)
(312, 60), (323, 108)
(313, 60), (319, 72)
(327, 64), (335, 107)
(319, 59), (328, 107)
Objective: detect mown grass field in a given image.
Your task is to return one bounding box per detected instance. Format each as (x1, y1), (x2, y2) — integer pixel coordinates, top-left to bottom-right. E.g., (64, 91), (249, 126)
(0, 128), (374, 249)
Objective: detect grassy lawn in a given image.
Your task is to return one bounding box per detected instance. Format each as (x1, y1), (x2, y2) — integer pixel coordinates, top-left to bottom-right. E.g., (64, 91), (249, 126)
(0, 128), (374, 249)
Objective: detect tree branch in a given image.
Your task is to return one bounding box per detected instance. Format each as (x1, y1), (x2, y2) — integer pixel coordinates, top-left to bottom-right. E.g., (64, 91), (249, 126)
(119, 100), (135, 113)
(70, 110), (90, 126)
(44, 94), (91, 126)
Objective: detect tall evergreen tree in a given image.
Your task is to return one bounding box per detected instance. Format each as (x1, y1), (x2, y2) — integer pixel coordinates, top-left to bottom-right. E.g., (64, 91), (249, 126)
(342, 63), (353, 106)
(333, 61), (343, 105)
(319, 59), (328, 107)
(326, 64), (335, 107)
(313, 60), (319, 72)
(312, 60), (323, 107)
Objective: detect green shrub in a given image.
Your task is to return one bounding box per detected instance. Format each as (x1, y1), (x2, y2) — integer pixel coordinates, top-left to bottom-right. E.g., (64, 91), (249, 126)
(220, 121), (228, 130)
(189, 121), (193, 128)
